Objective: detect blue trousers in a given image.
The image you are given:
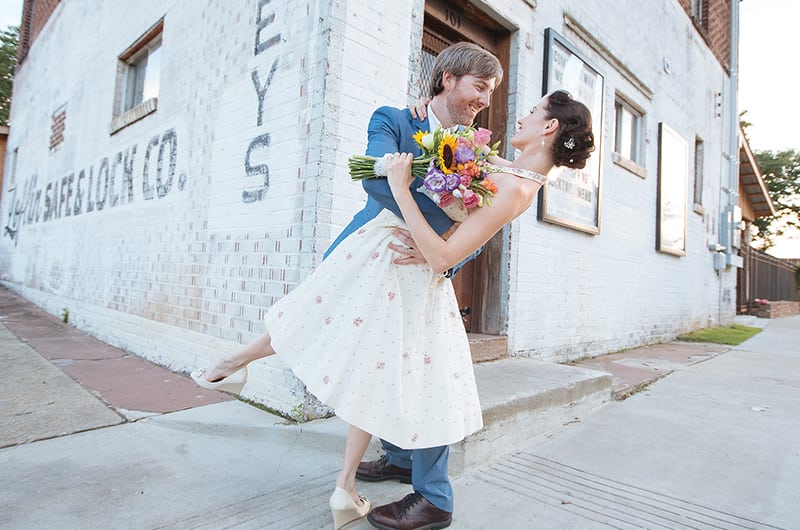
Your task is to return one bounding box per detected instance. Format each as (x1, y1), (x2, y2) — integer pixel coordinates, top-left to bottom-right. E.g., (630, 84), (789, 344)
(382, 439), (453, 512)
(325, 197), (455, 512)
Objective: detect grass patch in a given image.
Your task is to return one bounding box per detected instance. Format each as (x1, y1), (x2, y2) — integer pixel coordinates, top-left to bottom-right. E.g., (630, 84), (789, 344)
(677, 324), (761, 345)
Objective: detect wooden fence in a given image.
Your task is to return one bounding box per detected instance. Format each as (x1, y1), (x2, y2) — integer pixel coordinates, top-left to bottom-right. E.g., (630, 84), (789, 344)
(737, 246), (799, 313)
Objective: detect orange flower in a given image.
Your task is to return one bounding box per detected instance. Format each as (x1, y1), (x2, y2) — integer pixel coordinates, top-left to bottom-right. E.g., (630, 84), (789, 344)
(481, 178), (498, 194)
(457, 160), (482, 177)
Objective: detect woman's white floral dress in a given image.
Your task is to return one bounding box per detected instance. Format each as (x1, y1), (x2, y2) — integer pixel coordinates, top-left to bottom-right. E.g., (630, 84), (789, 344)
(263, 210), (483, 449)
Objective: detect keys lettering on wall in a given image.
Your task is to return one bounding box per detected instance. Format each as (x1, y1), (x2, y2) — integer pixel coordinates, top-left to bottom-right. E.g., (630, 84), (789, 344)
(243, 0), (282, 203)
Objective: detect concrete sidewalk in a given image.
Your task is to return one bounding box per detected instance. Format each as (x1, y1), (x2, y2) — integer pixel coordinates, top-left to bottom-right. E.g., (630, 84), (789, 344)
(1, 284), (792, 529)
(0, 285), (233, 448)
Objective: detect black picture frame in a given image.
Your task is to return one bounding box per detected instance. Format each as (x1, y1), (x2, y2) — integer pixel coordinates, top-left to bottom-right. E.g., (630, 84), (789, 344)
(538, 28), (604, 235)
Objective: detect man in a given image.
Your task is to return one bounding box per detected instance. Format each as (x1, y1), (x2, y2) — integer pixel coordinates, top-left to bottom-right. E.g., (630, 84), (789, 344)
(325, 42), (503, 530)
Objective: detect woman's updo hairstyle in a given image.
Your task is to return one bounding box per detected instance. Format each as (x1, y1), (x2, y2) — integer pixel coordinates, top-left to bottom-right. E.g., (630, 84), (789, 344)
(545, 90), (595, 169)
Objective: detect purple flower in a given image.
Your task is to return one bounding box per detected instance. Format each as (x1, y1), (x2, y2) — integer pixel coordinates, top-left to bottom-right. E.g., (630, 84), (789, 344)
(423, 168), (447, 193)
(454, 146), (475, 164)
(444, 173), (461, 192)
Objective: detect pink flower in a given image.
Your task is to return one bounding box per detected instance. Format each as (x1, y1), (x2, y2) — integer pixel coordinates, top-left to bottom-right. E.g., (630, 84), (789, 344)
(324, 316), (332, 325)
(460, 174), (473, 187)
(346, 253), (352, 260)
(357, 228), (366, 235)
(457, 136), (474, 149)
(376, 361), (385, 370)
(315, 295), (323, 304)
(411, 433), (418, 443)
(353, 317), (363, 326)
(462, 189), (479, 208)
(402, 352), (410, 359)
(438, 192), (455, 207)
(388, 291), (395, 301)
(371, 252), (380, 260)
(473, 127), (492, 147)
(323, 375), (330, 384)
(423, 354), (431, 365)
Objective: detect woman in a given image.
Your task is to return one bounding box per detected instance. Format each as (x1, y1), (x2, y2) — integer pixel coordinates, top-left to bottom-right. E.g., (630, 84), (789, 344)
(192, 90), (594, 529)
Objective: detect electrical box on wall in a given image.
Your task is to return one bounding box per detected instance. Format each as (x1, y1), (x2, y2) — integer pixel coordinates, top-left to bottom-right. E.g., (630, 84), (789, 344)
(714, 251), (726, 270)
(718, 205), (744, 268)
(720, 205), (742, 251)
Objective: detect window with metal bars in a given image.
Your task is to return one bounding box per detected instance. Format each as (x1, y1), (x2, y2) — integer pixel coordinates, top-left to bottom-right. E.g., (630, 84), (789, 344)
(420, 28), (452, 96)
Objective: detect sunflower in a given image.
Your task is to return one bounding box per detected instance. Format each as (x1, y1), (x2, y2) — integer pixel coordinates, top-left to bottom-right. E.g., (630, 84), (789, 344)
(437, 135), (458, 174)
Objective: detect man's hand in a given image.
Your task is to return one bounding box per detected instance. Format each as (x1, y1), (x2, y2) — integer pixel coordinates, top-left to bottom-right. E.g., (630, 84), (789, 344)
(389, 228), (427, 265)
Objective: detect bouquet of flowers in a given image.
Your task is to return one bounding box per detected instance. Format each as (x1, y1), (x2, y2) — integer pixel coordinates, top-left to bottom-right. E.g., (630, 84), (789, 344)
(349, 126), (501, 222)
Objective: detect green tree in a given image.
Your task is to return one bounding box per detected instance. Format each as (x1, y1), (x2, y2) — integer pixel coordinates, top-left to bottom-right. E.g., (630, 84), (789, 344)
(0, 25), (19, 127)
(751, 149), (800, 250)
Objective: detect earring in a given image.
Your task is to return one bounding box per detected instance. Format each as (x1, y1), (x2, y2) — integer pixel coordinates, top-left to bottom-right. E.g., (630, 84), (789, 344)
(540, 136), (546, 147)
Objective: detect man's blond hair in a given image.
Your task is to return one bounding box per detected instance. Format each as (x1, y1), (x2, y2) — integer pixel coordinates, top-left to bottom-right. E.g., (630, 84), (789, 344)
(428, 42), (503, 97)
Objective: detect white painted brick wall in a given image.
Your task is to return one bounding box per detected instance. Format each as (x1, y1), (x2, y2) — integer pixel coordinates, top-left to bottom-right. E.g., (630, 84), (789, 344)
(0, 0), (738, 416)
(505, 0), (736, 361)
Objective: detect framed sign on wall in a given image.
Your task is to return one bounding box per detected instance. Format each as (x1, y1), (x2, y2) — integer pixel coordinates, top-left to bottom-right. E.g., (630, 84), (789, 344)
(539, 28), (604, 234)
(656, 122), (689, 256)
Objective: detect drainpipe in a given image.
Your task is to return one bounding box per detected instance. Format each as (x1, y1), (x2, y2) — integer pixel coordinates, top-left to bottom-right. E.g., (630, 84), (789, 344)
(724, 0), (743, 269)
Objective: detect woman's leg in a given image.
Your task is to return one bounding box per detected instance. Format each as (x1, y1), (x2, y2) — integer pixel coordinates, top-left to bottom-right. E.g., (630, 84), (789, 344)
(336, 425), (372, 504)
(203, 332), (276, 382)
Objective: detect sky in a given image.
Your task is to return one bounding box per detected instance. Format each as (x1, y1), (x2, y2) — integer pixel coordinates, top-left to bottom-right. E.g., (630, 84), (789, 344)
(0, 0), (796, 255)
(0, 0), (21, 29)
(739, 0), (800, 153)
(738, 0), (799, 258)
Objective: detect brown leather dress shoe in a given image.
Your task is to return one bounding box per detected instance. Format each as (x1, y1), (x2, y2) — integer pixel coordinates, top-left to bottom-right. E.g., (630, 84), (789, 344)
(357, 454), (413, 484)
(367, 492), (452, 530)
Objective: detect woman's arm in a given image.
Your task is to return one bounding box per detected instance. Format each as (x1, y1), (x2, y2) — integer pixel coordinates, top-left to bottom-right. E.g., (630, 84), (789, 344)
(386, 153), (525, 274)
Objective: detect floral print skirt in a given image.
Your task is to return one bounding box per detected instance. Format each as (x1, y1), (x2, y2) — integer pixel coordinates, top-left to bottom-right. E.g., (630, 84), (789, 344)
(263, 210), (483, 449)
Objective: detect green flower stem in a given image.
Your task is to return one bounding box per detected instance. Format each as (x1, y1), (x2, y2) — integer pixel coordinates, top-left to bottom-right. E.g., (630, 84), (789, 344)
(349, 155), (435, 181)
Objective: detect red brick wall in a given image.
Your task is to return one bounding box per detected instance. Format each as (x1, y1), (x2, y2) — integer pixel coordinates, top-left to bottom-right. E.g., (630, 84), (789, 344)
(17, 0), (61, 63)
(677, 0), (731, 69)
(751, 301), (800, 319)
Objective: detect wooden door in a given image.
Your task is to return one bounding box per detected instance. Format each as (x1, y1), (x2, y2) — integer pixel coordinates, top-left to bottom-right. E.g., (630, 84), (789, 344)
(421, 0), (510, 333)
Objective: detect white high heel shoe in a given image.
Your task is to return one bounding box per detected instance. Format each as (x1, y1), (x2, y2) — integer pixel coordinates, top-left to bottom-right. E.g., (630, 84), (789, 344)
(190, 366), (248, 394)
(329, 486), (370, 529)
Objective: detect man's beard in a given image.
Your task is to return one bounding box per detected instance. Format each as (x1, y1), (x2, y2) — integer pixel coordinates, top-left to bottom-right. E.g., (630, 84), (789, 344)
(446, 95), (478, 127)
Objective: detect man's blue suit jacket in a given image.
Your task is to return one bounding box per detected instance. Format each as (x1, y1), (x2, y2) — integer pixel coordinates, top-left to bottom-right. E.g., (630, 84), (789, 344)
(325, 106), (454, 257)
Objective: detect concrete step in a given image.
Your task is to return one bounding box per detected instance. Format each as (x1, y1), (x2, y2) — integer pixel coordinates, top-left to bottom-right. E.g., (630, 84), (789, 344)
(450, 357), (612, 473)
(246, 337), (607, 476)
(468, 333), (507, 363)
(251, 357), (612, 477)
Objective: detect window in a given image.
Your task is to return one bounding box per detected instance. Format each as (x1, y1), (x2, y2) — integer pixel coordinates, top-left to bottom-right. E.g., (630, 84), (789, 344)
(122, 39), (161, 113)
(693, 137), (704, 210)
(111, 20), (163, 133)
(691, 0), (707, 29)
(613, 97), (643, 164)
